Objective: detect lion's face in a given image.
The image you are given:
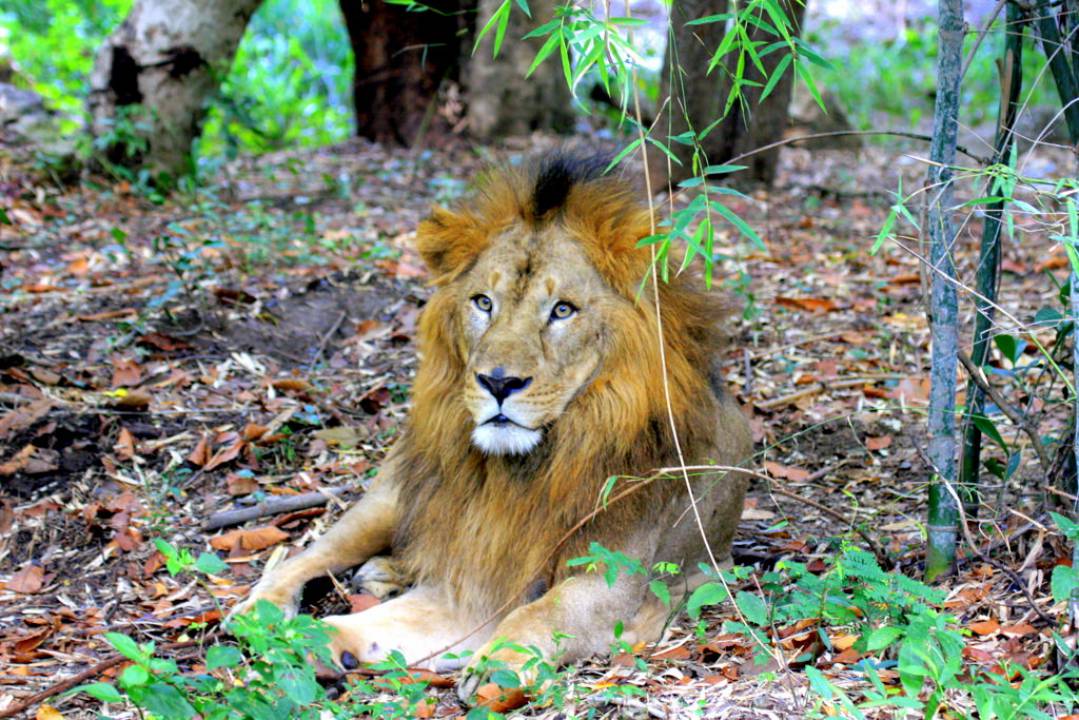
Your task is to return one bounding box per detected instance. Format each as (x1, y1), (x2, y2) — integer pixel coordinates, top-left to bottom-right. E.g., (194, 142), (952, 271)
(456, 225), (620, 455)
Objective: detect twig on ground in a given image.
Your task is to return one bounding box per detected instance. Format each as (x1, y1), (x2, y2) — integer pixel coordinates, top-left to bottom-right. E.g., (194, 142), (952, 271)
(308, 311), (347, 370)
(205, 487), (350, 530)
(0, 638), (205, 719)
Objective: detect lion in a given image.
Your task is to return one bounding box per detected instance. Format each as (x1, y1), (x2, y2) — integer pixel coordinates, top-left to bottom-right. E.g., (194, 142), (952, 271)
(232, 153), (753, 701)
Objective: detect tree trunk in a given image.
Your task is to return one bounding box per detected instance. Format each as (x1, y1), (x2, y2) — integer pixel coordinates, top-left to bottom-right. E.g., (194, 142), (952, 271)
(339, 0), (472, 146)
(924, 0), (964, 582)
(466, 0), (574, 139)
(87, 0), (263, 175)
(658, 0), (807, 187)
(957, 1), (1024, 515)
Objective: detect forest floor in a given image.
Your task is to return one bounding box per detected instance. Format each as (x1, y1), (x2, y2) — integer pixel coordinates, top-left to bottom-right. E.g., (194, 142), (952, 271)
(0, 135), (1073, 719)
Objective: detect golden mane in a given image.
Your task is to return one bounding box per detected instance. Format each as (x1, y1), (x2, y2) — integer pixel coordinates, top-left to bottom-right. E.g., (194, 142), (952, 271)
(396, 157), (729, 615)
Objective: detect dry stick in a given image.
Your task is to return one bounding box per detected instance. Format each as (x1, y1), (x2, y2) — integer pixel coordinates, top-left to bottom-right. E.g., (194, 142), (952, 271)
(955, 349), (1053, 471)
(308, 310), (347, 371)
(0, 639), (205, 720)
(755, 376), (899, 410)
(722, 130), (994, 167)
(205, 487), (349, 530)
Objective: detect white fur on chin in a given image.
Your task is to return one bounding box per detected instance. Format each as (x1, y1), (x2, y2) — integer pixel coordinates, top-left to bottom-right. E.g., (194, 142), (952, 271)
(471, 424), (542, 455)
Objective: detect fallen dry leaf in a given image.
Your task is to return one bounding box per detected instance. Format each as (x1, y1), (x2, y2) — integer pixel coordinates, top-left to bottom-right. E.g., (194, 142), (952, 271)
(210, 525), (290, 552)
(775, 296), (839, 313)
(475, 683), (527, 713)
(865, 435), (893, 451)
(8, 563), (45, 594)
(969, 619), (1000, 636)
(764, 461), (810, 482)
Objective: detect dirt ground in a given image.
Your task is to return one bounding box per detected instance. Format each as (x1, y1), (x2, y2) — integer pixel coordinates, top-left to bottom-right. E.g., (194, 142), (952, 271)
(0, 136), (1071, 718)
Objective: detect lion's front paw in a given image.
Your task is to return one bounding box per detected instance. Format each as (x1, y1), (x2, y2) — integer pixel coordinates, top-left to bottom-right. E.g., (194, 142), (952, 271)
(350, 556), (410, 600)
(456, 641), (540, 704)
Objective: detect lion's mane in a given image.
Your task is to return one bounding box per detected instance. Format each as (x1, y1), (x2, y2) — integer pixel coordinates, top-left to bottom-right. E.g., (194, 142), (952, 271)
(393, 155), (730, 615)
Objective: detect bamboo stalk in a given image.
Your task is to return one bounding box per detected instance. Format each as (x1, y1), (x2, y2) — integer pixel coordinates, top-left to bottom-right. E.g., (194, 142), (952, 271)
(958, 1), (1025, 515)
(925, 0), (965, 581)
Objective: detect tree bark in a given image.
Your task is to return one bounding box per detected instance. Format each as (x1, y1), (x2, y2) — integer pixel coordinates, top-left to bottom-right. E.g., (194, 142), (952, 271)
(658, 0), (807, 187)
(339, 0), (472, 146)
(467, 0), (574, 140)
(87, 0), (263, 175)
(925, 0), (964, 582)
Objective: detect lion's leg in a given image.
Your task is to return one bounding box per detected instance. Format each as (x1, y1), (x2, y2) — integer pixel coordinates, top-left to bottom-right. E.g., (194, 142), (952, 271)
(458, 532), (657, 701)
(323, 585), (491, 672)
(233, 467), (400, 617)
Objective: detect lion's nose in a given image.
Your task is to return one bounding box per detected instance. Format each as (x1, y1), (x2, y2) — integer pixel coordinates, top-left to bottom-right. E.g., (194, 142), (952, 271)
(476, 372), (532, 403)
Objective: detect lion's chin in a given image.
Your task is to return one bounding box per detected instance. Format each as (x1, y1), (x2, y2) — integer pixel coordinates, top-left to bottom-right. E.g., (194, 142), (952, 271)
(471, 423), (543, 456)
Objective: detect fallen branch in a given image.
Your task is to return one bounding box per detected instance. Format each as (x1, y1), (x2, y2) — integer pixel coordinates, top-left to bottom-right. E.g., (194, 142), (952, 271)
(205, 487), (350, 530)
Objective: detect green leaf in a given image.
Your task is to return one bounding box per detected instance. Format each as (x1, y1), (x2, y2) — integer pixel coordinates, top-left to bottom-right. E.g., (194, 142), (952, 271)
(278, 668), (319, 705)
(119, 664), (149, 689)
(512, 0), (530, 18)
(206, 645), (244, 670)
(605, 137), (642, 172)
(649, 579), (671, 607)
(712, 202), (765, 251)
(871, 208), (897, 255)
(794, 59), (824, 112)
(703, 164), (747, 175)
(994, 334), (1020, 363)
(527, 31), (561, 78)
(1051, 564), (1077, 605)
(971, 416), (1008, 452)
(0, 208), (10, 225)
(759, 53), (791, 103)
(1050, 511), (1079, 541)
(685, 12), (733, 25)
(865, 625), (903, 652)
(687, 581), (726, 619)
(79, 682), (124, 703)
(142, 682), (196, 719)
(489, 669), (521, 688)
(195, 552), (229, 576)
(105, 633), (144, 662)
(473, 0), (510, 57)
(734, 591), (768, 626)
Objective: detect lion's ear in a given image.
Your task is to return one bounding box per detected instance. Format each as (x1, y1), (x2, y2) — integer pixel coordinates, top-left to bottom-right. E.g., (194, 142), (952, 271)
(416, 206), (487, 280)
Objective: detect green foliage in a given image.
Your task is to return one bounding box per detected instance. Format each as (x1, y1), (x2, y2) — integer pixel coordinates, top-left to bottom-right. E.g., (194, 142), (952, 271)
(0, 0), (352, 161)
(0, 0), (130, 126)
(198, 0), (354, 160)
(806, 15), (1053, 131)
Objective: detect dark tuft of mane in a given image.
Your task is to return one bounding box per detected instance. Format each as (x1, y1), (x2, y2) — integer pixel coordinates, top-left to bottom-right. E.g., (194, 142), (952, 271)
(531, 152), (611, 218)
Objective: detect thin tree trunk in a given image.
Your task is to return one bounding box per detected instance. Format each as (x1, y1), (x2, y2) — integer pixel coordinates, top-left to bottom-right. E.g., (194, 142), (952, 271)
(958, 1), (1025, 514)
(925, 0), (964, 582)
(87, 0), (263, 175)
(658, 0), (806, 187)
(467, 0), (574, 139)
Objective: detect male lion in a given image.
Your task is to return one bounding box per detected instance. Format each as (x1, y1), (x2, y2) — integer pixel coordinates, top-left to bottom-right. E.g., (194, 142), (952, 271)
(234, 154), (753, 700)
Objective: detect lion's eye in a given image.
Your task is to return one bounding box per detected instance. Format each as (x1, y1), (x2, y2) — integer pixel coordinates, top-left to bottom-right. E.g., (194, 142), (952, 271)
(472, 294), (493, 313)
(550, 301), (577, 321)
